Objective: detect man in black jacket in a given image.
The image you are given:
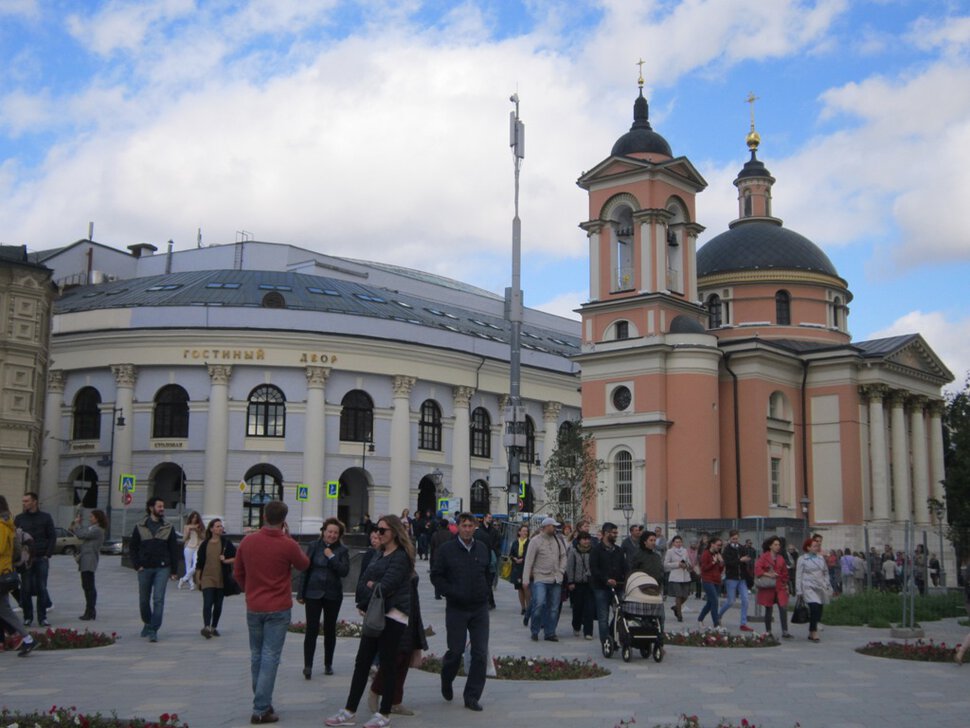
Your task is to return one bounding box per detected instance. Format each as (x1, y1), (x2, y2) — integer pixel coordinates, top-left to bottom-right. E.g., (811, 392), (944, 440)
(589, 522), (627, 648)
(430, 511), (490, 713)
(129, 496), (180, 642)
(15, 492), (56, 627)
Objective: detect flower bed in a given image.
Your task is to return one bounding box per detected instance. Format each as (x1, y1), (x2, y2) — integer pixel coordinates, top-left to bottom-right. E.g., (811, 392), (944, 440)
(0, 706), (187, 727)
(625, 716), (798, 728)
(855, 640), (956, 662)
(663, 629), (779, 648)
(417, 654), (609, 680)
(288, 620), (363, 638)
(2, 628), (116, 651)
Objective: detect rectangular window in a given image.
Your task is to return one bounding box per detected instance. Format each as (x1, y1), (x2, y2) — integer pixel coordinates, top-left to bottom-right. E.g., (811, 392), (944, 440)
(614, 455), (632, 509)
(770, 457), (781, 505)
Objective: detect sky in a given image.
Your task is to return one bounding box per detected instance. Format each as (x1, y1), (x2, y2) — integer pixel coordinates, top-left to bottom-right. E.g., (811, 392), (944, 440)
(1, 0), (969, 390)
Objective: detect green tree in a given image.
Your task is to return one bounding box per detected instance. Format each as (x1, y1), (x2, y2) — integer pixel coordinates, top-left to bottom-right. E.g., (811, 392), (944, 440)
(542, 420), (606, 524)
(942, 373), (970, 556)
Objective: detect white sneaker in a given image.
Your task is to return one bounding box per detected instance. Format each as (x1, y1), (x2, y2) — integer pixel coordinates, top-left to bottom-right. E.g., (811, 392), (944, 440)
(363, 713), (391, 728)
(325, 709), (356, 727)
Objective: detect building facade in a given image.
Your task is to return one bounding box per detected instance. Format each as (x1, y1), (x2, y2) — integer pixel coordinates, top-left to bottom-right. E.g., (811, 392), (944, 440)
(36, 241), (580, 535)
(0, 245), (55, 505)
(576, 84), (952, 560)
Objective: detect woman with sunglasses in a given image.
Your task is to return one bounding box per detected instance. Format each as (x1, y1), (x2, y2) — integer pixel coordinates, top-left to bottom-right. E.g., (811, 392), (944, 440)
(326, 514), (414, 728)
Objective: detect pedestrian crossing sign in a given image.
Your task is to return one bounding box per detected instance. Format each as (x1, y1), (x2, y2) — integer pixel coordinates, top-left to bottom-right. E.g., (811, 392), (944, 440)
(326, 481), (339, 499)
(120, 474), (136, 493)
(519, 482), (527, 498)
(297, 485), (309, 502)
(437, 498), (450, 513)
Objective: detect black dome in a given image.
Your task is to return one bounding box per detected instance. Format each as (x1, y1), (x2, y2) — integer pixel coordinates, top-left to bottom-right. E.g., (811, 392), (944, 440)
(669, 315), (706, 334)
(611, 91), (672, 158)
(697, 221), (839, 278)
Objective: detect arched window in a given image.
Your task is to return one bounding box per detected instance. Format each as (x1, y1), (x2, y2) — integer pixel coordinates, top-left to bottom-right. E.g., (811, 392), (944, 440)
(470, 407), (491, 458)
(524, 415), (536, 464)
(419, 399), (442, 451)
(744, 190), (752, 217)
(243, 464), (283, 528)
(612, 205), (634, 291)
(72, 387), (101, 440)
(833, 296), (842, 329)
(153, 384), (189, 438)
(706, 294), (722, 329)
(613, 451), (633, 509)
(247, 385), (286, 437)
(768, 391), (791, 421)
(340, 390), (374, 442)
(470, 479), (490, 515)
(775, 290), (791, 326)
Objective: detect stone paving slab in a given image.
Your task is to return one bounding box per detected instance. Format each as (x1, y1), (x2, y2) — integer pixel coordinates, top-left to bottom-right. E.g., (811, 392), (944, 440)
(1, 554), (968, 727)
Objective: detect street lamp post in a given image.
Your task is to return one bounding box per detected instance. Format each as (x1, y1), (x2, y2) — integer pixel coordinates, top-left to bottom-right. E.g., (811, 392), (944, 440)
(360, 433), (374, 525)
(97, 408), (126, 536)
(800, 496), (811, 544)
(620, 504), (634, 536)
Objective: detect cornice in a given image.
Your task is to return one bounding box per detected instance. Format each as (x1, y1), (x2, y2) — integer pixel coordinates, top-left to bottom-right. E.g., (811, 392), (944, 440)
(698, 269), (849, 292)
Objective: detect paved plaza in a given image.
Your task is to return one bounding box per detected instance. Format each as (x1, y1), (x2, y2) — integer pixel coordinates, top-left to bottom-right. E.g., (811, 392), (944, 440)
(1, 553), (968, 727)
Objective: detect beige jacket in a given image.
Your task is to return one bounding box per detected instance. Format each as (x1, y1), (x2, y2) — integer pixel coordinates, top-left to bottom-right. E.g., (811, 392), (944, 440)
(522, 532), (567, 584)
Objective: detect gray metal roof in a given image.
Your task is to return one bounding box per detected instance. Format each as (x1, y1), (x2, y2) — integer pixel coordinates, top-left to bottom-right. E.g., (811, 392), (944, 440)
(54, 268), (581, 358)
(698, 221), (840, 279)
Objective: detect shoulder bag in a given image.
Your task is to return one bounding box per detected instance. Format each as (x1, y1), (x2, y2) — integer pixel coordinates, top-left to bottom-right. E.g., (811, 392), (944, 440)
(362, 582), (386, 638)
(755, 573), (777, 589)
(0, 569), (20, 594)
(791, 595), (810, 624)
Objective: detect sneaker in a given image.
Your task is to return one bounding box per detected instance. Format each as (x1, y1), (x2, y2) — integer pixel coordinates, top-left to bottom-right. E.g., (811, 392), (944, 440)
(178, 581), (184, 590)
(584, 634), (593, 640)
(739, 624), (754, 632)
(390, 705), (414, 716)
(140, 625), (151, 638)
(325, 709), (356, 726)
(782, 632), (794, 639)
(39, 619), (51, 627)
(573, 630), (581, 637)
(149, 630), (158, 643)
(17, 638), (37, 657)
(23, 619), (32, 627)
(363, 712), (390, 728)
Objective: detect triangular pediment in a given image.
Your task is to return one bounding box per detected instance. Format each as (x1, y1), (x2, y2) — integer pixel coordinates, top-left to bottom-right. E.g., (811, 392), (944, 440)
(857, 334), (954, 383)
(577, 155), (707, 191)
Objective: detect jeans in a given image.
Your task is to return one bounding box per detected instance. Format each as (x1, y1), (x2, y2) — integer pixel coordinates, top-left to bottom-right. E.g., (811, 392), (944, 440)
(20, 556), (51, 621)
(137, 567), (171, 632)
(442, 603), (489, 702)
(698, 581), (720, 626)
(303, 597), (342, 669)
(529, 581), (562, 638)
(180, 547), (199, 584)
(247, 608), (291, 715)
(570, 583), (595, 637)
(717, 578), (749, 625)
(593, 587), (614, 643)
(202, 587), (225, 629)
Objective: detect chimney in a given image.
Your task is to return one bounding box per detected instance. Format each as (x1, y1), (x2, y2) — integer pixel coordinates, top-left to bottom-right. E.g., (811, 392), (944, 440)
(127, 243), (158, 258)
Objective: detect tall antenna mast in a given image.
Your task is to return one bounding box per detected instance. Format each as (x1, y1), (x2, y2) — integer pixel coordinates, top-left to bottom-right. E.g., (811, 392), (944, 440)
(505, 92), (526, 517)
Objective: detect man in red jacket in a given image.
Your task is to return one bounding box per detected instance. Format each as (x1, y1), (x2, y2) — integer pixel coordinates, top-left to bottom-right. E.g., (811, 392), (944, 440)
(234, 501), (310, 725)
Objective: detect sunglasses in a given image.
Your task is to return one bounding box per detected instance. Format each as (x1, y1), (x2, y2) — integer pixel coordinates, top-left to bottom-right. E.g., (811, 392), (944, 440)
(375, 527), (389, 535)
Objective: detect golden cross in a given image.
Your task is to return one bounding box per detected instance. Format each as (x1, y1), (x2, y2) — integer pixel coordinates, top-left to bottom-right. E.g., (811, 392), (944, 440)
(636, 58), (645, 87)
(746, 91), (759, 129)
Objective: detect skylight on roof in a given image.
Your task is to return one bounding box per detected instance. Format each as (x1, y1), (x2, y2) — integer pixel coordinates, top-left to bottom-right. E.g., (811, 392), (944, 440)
(307, 287), (341, 296)
(258, 283), (292, 291)
(146, 283), (183, 291)
(206, 282), (241, 289)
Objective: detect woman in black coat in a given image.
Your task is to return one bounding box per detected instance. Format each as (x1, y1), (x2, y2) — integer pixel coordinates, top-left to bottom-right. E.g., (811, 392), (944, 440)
(298, 517), (350, 679)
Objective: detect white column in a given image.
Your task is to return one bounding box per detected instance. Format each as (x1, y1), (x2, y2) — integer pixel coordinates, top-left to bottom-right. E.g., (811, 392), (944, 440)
(686, 231), (699, 302)
(928, 400), (946, 504)
(202, 364), (232, 525)
(541, 401), (561, 506)
(39, 369), (65, 507)
(451, 386), (473, 510)
(864, 385), (890, 523)
(654, 222), (667, 293)
(109, 364), (136, 535)
(889, 391), (911, 523)
(301, 366), (330, 534)
(388, 376), (415, 516)
(639, 221), (652, 292)
(910, 396), (930, 525)
(587, 226), (601, 300)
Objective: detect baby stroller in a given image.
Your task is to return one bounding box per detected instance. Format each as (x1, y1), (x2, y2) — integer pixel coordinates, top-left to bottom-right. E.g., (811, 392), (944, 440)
(602, 571), (665, 663)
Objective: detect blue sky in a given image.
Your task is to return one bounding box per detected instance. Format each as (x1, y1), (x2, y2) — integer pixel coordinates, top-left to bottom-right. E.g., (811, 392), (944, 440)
(1, 0), (969, 387)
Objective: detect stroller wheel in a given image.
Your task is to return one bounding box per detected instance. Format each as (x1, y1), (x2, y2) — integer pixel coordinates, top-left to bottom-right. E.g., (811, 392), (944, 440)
(653, 645), (664, 662)
(602, 639), (615, 658)
(622, 647), (632, 662)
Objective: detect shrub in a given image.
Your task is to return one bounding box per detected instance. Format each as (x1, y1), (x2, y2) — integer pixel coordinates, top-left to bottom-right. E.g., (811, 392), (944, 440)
(820, 589), (964, 627)
(416, 653), (609, 680)
(0, 706), (187, 727)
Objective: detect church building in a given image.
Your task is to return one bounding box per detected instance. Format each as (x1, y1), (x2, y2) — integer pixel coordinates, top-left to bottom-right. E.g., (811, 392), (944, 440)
(576, 78), (953, 555)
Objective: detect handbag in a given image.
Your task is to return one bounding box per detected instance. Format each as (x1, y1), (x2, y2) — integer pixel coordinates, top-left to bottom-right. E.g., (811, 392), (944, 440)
(362, 583), (386, 638)
(791, 595), (810, 624)
(0, 569), (20, 594)
(499, 557), (512, 581)
(223, 567), (242, 597)
(755, 574), (776, 589)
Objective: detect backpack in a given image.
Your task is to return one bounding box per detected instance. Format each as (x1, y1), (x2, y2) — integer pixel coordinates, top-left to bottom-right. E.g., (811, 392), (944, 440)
(13, 527), (34, 568)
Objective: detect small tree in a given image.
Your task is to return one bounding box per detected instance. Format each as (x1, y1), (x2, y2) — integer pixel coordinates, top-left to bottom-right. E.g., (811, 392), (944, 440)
(543, 420), (606, 524)
(943, 373), (970, 559)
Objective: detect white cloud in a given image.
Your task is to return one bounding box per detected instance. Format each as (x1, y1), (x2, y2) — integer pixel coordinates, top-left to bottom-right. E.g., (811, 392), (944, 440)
(534, 290), (585, 321)
(0, 0), (38, 19)
(868, 310), (970, 392)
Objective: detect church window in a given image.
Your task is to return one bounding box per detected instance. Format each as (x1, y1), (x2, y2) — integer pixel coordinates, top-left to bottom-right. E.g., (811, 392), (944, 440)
(775, 290), (791, 325)
(612, 206), (634, 291)
(612, 386), (632, 412)
(614, 451), (633, 509)
(72, 387), (101, 440)
(744, 190), (752, 217)
(706, 294), (722, 328)
(833, 296), (842, 330)
(615, 320), (629, 340)
(770, 457), (782, 505)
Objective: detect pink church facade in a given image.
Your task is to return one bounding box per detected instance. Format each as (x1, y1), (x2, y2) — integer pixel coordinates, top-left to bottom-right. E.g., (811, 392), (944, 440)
(575, 85), (952, 559)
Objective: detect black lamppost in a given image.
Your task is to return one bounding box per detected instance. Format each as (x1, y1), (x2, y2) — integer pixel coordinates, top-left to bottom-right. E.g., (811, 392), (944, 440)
(360, 433), (374, 525)
(800, 496), (811, 543)
(620, 504), (634, 535)
(97, 408), (126, 530)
